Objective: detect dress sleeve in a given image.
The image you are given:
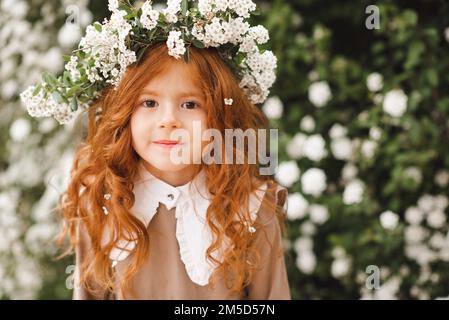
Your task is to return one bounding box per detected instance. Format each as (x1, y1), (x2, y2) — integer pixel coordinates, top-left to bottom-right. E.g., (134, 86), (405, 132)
(73, 220), (110, 300)
(245, 183), (291, 300)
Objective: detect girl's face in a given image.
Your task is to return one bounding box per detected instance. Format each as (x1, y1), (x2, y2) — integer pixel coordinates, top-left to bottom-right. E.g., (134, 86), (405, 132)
(130, 61), (208, 180)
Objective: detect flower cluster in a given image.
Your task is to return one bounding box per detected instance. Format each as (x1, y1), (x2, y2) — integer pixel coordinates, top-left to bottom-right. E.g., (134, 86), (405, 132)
(20, 0), (277, 124)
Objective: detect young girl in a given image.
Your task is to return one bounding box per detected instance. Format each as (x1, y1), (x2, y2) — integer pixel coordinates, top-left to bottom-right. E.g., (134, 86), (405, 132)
(58, 41), (291, 300)
(20, 1), (291, 300)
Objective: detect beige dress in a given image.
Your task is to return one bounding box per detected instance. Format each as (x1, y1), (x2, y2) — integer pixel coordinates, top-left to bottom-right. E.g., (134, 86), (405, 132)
(73, 180), (291, 300)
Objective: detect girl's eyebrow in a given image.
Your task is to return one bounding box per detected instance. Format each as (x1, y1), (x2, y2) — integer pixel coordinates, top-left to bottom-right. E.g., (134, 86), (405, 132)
(139, 89), (203, 98)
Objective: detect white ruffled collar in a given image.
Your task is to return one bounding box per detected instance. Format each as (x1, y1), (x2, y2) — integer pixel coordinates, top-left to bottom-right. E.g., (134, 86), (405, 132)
(103, 161), (267, 286)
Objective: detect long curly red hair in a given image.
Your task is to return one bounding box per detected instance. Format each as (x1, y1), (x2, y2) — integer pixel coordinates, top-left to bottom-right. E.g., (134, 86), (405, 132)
(56, 42), (286, 299)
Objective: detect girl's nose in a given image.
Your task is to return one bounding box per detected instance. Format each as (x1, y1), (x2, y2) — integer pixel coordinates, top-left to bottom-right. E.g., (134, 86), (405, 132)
(158, 103), (181, 128)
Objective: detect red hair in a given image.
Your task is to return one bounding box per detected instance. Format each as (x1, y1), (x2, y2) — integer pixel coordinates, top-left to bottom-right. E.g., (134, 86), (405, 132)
(56, 42), (287, 298)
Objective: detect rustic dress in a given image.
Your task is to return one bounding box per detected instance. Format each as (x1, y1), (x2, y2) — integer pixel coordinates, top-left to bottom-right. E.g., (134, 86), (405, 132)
(73, 162), (291, 300)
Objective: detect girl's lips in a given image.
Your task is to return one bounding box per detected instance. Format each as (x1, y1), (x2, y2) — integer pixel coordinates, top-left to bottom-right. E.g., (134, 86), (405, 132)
(153, 140), (184, 148)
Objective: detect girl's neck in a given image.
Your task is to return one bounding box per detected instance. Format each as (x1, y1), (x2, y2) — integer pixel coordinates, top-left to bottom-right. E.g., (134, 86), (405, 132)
(140, 160), (200, 187)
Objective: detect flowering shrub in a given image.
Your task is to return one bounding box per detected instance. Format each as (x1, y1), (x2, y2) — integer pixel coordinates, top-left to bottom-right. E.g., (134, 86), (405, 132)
(262, 0), (449, 299)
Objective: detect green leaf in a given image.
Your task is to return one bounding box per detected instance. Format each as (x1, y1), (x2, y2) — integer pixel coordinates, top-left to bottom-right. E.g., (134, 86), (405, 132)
(192, 39), (205, 49)
(43, 72), (59, 87)
(181, 0), (188, 16)
(94, 22), (102, 32)
(252, 9), (261, 16)
(136, 46), (147, 63)
(52, 91), (64, 104)
(32, 84), (42, 96)
(67, 85), (81, 96)
(183, 47), (190, 64)
(70, 98), (78, 112)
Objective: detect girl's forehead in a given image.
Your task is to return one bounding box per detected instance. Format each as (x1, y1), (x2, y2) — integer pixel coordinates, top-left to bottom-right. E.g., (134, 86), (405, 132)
(140, 62), (204, 97)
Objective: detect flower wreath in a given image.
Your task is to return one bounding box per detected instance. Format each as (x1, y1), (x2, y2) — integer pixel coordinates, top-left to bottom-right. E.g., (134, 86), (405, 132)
(20, 0), (278, 124)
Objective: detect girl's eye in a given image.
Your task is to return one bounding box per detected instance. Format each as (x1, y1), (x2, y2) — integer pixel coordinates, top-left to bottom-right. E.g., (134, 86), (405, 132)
(142, 99), (157, 108)
(182, 101), (199, 110)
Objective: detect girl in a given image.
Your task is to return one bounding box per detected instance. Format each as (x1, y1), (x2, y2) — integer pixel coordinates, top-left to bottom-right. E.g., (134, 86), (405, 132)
(57, 41), (291, 300)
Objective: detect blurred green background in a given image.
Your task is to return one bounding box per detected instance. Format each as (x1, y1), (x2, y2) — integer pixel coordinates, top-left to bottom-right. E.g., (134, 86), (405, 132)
(1, 0), (449, 299)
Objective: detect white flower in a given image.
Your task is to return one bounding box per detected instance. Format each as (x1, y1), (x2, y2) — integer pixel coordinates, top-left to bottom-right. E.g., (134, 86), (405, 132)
(331, 256), (351, 278)
(224, 98), (233, 106)
(426, 210), (446, 229)
(286, 132), (307, 159)
(366, 72), (383, 92)
(79, 9), (136, 86)
(403, 166), (422, 185)
(7, 0), (28, 18)
(58, 23), (82, 48)
(9, 118), (31, 142)
(383, 89), (408, 118)
(301, 168), (327, 197)
(303, 134), (327, 162)
(341, 163), (358, 181)
(405, 225), (427, 244)
(300, 115), (316, 132)
(295, 250), (316, 274)
(140, 1), (160, 30)
(343, 179), (364, 205)
(369, 127), (382, 141)
(275, 160), (300, 188)
(300, 221), (316, 236)
(331, 137), (353, 160)
(308, 81), (332, 107)
(40, 47), (64, 74)
(286, 193), (308, 220)
(361, 140), (377, 159)
(309, 204), (329, 224)
(248, 25), (269, 45)
(1, 80), (18, 100)
(65, 56), (81, 82)
(405, 206), (424, 225)
(240, 50), (277, 104)
(445, 27), (449, 43)
(429, 232), (446, 250)
(166, 30), (186, 59)
(108, 0), (119, 12)
(262, 96), (283, 119)
(228, 0), (257, 18)
(434, 195), (449, 211)
(329, 123), (348, 139)
(20, 86), (54, 118)
(163, 0), (182, 23)
(417, 194), (434, 213)
(294, 237), (313, 252)
(38, 118), (56, 134)
(435, 170), (449, 187)
(380, 210), (399, 230)
(332, 246), (346, 259)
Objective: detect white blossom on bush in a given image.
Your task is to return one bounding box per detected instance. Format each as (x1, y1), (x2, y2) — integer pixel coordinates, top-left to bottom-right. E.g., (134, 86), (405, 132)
(366, 72), (384, 92)
(301, 168), (327, 197)
(380, 210), (399, 230)
(303, 134), (327, 162)
(287, 193), (309, 220)
(342, 179), (365, 205)
(275, 160), (300, 187)
(262, 96), (283, 119)
(309, 204), (329, 224)
(300, 115), (316, 132)
(383, 89), (408, 118)
(308, 81), (332, 108)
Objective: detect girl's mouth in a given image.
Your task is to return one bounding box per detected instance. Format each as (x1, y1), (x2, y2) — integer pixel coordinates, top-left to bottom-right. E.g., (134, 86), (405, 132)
(153, 140), (184, 148)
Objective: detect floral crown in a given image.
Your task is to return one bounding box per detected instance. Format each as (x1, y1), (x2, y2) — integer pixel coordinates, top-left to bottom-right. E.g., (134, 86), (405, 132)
(19, 0), (278, 125)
